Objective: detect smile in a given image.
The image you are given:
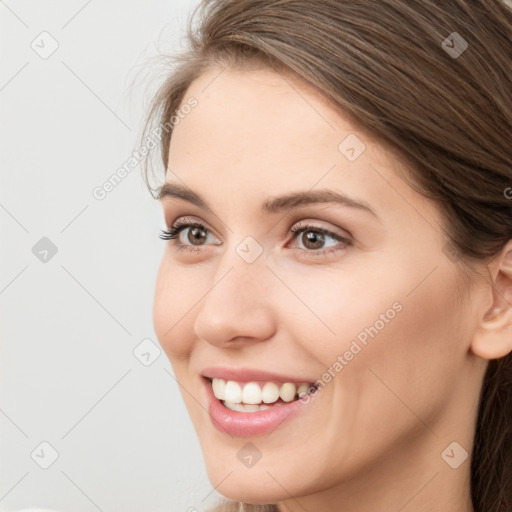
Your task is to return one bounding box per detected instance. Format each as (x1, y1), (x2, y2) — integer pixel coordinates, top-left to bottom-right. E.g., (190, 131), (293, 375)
(202, 372), (319, 437)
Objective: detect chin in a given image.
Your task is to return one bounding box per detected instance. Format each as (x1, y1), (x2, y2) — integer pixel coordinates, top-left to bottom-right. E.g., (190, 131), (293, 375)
(207, 472), (289, 506)
(200, 446), (311, 505)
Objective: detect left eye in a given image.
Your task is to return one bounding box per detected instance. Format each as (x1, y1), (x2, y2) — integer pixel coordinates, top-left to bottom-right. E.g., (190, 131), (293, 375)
(288, 224), (351, 254)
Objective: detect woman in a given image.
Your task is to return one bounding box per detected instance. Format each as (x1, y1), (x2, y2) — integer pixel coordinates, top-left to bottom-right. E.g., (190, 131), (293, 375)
(143, 1), (512, 510)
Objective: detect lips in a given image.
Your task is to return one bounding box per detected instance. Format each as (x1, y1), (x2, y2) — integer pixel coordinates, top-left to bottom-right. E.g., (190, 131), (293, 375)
(201, 367), (319, 436)
(202, 366), (318, 384)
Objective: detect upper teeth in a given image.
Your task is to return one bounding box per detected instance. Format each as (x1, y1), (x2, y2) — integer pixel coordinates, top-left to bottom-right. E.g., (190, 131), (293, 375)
(211, 378), (313, 404)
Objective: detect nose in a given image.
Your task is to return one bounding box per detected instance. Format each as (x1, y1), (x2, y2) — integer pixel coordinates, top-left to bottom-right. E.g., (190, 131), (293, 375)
(193, 256), (277, 348)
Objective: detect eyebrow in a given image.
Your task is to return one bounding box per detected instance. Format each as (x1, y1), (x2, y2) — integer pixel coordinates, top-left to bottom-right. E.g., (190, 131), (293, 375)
(157, 182), (378, 218)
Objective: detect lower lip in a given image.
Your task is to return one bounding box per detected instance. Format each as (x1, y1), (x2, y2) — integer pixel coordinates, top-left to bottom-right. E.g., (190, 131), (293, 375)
(203, 378), (314, 437)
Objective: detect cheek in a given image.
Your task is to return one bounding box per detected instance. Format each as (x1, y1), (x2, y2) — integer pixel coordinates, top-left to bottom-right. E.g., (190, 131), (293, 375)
(276, 261), (405, 365)
(288, 256), (467, 423)
(335, 264), (467, 438)
(153, 256), (201, 360)
(286, 249), (463, 367)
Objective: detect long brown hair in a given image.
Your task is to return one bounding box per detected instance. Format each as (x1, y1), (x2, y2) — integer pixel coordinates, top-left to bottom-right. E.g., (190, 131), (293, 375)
(142, 1), (512, 510)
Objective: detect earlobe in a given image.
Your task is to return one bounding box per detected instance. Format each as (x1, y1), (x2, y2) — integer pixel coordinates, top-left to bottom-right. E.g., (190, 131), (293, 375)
(470, 241), (512, 360)
(471, 313), (512, 359)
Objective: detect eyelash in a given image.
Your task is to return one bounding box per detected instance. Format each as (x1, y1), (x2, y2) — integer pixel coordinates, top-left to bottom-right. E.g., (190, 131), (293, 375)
(159, 220), (352, 257)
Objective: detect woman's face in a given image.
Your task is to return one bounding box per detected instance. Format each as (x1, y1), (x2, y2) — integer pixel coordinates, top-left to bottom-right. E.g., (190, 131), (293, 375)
(153, 67), (483, 508)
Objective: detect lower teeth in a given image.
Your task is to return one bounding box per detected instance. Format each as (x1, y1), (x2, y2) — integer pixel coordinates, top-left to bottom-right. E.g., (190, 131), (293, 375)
(223, 400), (287, 412)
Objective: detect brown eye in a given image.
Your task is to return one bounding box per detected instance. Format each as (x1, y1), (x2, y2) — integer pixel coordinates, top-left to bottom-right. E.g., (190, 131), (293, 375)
(301, 231), (326, 250)
(289, 223), (352, 257)
(159, 220), (221, 250)
(188, 226), (208, 245)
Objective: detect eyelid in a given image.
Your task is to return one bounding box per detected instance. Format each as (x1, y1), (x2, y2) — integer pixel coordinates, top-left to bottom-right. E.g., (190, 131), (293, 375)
(168, 216), (220, 237)
(165, 216), (348, 242)
(163, 217), (222, 245)
(289, 219), (350, 238)
(287, 222), (352, 254)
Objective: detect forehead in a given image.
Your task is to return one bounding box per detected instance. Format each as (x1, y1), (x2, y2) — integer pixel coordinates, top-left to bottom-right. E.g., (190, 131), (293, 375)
(166, 67), (441, 230)
(170, 67), (356, 162)
(170, 68), (373, 186)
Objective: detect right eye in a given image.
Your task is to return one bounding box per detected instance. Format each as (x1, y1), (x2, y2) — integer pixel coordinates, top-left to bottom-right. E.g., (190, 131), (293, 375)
(159, 220), (221, 250)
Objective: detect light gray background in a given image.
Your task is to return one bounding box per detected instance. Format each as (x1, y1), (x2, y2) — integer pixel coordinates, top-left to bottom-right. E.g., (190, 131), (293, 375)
(0, 1), (220, 511)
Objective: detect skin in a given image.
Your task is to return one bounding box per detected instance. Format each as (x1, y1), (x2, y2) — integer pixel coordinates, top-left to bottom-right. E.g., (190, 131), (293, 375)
(153, 66), (512, 512)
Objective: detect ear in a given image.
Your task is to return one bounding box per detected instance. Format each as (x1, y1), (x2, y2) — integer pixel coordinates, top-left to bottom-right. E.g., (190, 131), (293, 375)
(471, 240), (512, 359)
